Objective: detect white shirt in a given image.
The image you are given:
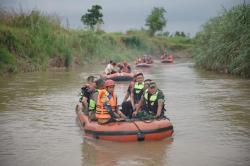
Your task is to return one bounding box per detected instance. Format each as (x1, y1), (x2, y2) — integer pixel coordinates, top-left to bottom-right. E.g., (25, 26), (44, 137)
(105, 64), (114, 74)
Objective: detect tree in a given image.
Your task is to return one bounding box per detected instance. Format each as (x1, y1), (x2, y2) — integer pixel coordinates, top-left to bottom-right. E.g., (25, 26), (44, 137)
(174, 31), (186, 37)
(145, 7), (167, 36)
(81, 5), (103, 31)
(175, 31), (180, 36)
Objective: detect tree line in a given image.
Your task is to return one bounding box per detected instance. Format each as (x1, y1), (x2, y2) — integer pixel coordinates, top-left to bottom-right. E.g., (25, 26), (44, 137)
(81, 5), (168, 37)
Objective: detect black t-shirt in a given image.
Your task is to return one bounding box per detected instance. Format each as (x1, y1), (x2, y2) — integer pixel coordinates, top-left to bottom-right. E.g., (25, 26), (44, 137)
(80, 86), (94, 102)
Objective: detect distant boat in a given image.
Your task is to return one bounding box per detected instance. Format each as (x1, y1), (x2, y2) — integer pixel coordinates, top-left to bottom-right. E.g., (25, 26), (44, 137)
(135, 63), (153, 68)
(161, 55), (174, 63)
(100, 72), (134, 81)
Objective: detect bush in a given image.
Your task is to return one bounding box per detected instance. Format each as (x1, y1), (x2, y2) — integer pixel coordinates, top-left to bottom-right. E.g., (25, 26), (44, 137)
(0, 9), (194, 76)
(194, 3), (250, 77)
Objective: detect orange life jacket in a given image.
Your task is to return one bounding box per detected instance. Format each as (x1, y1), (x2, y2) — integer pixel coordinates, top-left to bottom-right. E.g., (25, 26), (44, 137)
(96, 89), (117, 119)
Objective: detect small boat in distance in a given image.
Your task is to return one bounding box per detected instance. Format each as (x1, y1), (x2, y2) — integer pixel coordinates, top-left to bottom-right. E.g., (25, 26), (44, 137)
(100, 72), (134, 81)
(161, 54), (174, 63)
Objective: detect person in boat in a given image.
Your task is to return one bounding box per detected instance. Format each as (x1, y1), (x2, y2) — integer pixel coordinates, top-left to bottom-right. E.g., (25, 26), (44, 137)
(121, 75), (136, 118)
(104, 60), (112, 75)
(121, 77), (153, 118)
(87, 78), (105, 121)
(143, 79), (152, 90)
(168, 54), (174, 60)
(96, 79), (126, 124)
(161, 52), (167, 60)
(131, 72), (145, 110)
(142, 56), (146, 63)
(77, 76), (96, 114)
(122, 77), (135, 103)
(105, 61), (117, 75)
(136, 58), (142, 64)
(120, 72), (144, 118)
(147, 56), (153, 64)
(133, 81), (166, 119)
(116, 63), (124, 73)
(121, 61), (132, 73)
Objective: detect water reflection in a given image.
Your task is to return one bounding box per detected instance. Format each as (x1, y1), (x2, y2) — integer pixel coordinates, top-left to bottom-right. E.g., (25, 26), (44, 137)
(81, 138), (173, 166)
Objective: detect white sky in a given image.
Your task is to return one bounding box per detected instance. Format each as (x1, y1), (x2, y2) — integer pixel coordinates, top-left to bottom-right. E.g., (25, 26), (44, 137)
(1, 0), (247, 36)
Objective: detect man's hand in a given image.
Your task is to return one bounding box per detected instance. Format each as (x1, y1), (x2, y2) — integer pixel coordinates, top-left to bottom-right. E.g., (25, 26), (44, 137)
(155, 113), (161, 119)
(132, 111), (138, 117)
(134, 104), (139, 110)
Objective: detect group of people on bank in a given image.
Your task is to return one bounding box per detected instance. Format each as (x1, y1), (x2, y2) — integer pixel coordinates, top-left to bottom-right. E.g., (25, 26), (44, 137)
(76, 72), (166, 124)
(104, 60), (132, 75)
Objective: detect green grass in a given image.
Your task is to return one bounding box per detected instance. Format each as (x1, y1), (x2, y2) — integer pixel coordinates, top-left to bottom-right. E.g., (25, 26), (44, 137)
(0, 9), (193, 76)
(194, 3), (250, 78)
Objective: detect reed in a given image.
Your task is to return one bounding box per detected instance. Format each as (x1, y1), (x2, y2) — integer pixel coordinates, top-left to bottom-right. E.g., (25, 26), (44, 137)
(194, 3), (250, 78)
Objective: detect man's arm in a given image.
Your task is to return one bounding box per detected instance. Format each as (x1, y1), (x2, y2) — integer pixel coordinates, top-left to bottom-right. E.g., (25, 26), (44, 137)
(156, 99), (164, 118)
(130, 88), (135, 109)
(123, 91), (129, 102)
(133, 97), (144, 117)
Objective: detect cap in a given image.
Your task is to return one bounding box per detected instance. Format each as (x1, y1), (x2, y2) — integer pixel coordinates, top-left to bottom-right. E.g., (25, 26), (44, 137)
(149, 81), (157, 88)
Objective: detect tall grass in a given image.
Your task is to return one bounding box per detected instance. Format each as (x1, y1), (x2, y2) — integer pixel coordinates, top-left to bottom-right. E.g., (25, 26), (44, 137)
(0, 9), (193, 75)
(0, 9), (71, 72)
(194, 3), (250, 78)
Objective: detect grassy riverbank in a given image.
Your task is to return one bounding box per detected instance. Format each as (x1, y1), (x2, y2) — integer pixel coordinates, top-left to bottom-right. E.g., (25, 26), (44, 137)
(194, 3), (250, 78)
(0, 9), (193, 76)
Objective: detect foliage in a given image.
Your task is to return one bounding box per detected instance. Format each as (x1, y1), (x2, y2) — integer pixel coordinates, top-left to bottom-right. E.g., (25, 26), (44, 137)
(145, 7), (167, 36)
(0, 46), (17, 74)
(0, 9), (72, 72)
(174, 31), (187, 37)
(194, 3), (250, 78)
(81, 5), (103, 31)
(0, 9), (193, 76)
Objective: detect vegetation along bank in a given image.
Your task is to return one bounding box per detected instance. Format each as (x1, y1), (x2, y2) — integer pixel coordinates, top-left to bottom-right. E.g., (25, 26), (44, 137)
(0, 8), (192, 76)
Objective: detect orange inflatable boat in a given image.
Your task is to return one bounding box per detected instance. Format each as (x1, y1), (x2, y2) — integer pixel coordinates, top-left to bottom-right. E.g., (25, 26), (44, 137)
(161, 55), (174, 63)
(76, 111), (174, 142)
(101, 72), (134, 81)
(135, 63), (153, 68)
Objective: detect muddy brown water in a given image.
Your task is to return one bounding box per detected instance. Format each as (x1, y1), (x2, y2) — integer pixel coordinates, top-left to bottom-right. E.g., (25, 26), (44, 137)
(0, 59), (249, 166)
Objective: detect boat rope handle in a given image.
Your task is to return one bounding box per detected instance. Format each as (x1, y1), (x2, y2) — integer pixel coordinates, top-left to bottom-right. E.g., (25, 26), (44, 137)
(132, 121), (143, 134)
(132, 121), (145, 141)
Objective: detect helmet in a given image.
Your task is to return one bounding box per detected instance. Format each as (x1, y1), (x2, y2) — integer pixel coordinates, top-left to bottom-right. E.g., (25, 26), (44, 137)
(105, 79), (115, 87)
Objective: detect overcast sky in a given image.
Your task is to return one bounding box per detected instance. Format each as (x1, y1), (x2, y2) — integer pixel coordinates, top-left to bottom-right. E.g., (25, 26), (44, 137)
(1, 0), (247, 36)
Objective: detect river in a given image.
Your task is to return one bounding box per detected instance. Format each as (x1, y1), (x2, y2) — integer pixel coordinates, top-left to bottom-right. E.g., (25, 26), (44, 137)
(0, 59), (249, 166)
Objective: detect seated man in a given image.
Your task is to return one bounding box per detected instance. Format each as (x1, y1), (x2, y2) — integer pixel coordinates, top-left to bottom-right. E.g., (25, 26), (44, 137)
(88, 78), (105, 121)
(96, 79), (126, 124)
(121, 77), (152, 119)
(76, 76), (96, 114)
(121, 61), (132, 73)
(161, 53), (167, 60)
(133, 81), (166, 119)
(105, 61), (113, 75)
